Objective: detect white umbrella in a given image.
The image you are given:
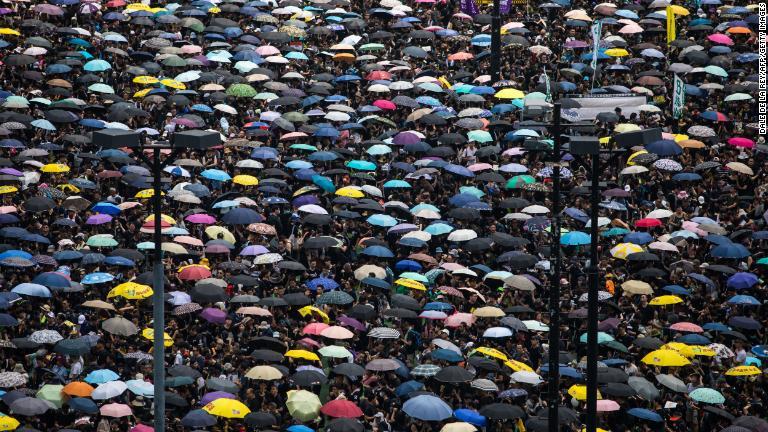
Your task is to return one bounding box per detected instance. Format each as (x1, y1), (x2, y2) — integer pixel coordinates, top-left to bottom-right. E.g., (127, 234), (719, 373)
(646, 209), (673, 219)
(402, 231), (432, 242)
(522, 320), (549, 332)
(483, 327), (514, 338)
(214, 104), (237, 115)
(432, 338), (462, 354)
(92, 381), (128, 400)
(648, 241), (679, 252)
(298, 204), (328, 215)
(521, 205), (549, 214)
(447, 229), (477, 242)
(325, 111), (350, 122)
(585, 217), (612, 227)
(511, 371), (544, 385)
(361, 185), (382, 197)
(253, 253), (283, 265)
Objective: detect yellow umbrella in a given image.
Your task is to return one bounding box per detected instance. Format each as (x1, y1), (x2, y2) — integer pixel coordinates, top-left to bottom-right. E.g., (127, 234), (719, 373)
(395, 277), (426, 291)
(725, 365), (761, 376)
(293, 185), (319, 197)
(568, 384), (602, 401)
(336, 186), (365, 198)
(162, 242), (189, 255)
(202, 398), (251, 418)
(134, 88), (152, 98)
(0, 186), (17, 194)
(58, 184), (79, 193)
(614, 123), (641, 133)
(245, 365), (283, 380)
(641, 349), (691, 367)
(494, 88), (525, 99)
(108, 282), (153, 300)
(599, 137), (610, 145)
(610, 243), (643, 259)
(0, 414), (20, 431)
(233, 174), (259, 186)
(133, 76), (159, 84)
(208, 6), (221, 13)
(285, 349), (320, 362)
(649, 295), (683, 306)
(40, 163), (70, 173)
(669, 5), (689, 15)
(125, 3), (150, 10)
(673, 134), (689, 142)
(504, 359), (534, 372)
(298, 305), (329, 324)
(135, 189), (162, 199)
(605, 48), (630, 57)
(470, 346), (508, 362)
(661, 342), (715, 358)
(0, 28), (20, 36)
(581, 428), (610, 432)
(141, 328), (173, 347)
(621, 280), (653, 295)
(145, 214), (177, 225)
(472, 306), (505, 318)
(160, 78), (186, 90)
(205, 226), (235, 243)
(626, 150), (648, 166)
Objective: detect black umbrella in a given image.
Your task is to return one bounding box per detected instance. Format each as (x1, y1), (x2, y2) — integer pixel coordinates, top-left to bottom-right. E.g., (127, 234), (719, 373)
(249, 336), (286, 353)
(391, 294), (421, 311)
(53, 338), (90, 356)
(190, 284), (228, 303)
(467, 357), (501, 372)
(23, 197), (57, 212)
(535, 406), (578, 423)
(168, 364), (202, 379)
(597, 367), (629, 383)
(479, 403), (526, 420)
(289, 370), (327, 387)
(632, 336), (664, 349)
(600, 383), (637, 397)
(327, 418), (365, 432)
(434, 366), (474, 383)
(244, 412), (277, 428)
(251, 350), (284, 363)
(347, 304), (376, 320)
(283, 292), (311, 306)
(165, 392), (189, 407)
(383, 308), (418, 319)
(332, 363), (365, 377)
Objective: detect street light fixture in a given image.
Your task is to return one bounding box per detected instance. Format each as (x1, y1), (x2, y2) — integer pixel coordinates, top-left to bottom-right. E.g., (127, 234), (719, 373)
(93, 128), (221, 432)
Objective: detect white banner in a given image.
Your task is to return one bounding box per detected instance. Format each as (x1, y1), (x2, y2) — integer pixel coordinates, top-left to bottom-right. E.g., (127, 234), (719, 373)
(672, 74), (685, 119)
(570, 95), (647, 120)
(590, 22), (602, 70)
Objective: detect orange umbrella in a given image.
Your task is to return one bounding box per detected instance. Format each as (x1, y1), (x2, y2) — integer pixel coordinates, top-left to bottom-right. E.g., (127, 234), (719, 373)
(333, 53), (355, 62)
(63, 381), (95, 397)
(448, 52), (474, 61)
(678, 139), (705, 149)
(726, 27), (752, 34)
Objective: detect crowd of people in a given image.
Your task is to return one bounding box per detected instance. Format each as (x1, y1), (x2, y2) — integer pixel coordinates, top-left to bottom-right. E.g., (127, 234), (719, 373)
(0, 0), (764, 431)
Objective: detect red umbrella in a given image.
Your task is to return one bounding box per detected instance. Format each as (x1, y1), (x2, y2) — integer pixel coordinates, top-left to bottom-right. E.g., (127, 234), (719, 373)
(728, 137), (755, 148)
(635, 218), (662, 228)
(365, 71), (391, 81)
(372, 99), (396, 110)
(302, 322), (329, 335)
(320, 400), (364, 418)
(178, 265), (212, 281)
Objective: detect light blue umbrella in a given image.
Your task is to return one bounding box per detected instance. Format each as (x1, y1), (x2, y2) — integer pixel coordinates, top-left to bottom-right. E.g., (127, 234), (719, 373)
(425, 223), (454, 235)
(200, 169), (232, 182)
(126, 379), (154, 396)
(366, 144), (391, 155)
(383, 180), (411, 188)
(11, 283), (51, 298)
(311, 175), (335, 193)
(83, 59), (112, 71)
(346, 160), (377, 171)
(285, 52), (309, 60)
(579, 332), (614, 344)
(561, 231), (591, 246)
(88, 83), (115, 94)
(367, 214), (398, 227)
(459, 186), (485, 198)
(285, 160), (313, 170)
(727, 295), (760, 306)
(84, 369), (120, 384)
(411, 203), (440, 213)
(31, 119), (56, 131)
(82, 272), (114, 285)
(403, 395), (452, 421)
(212, 200), (239, 209)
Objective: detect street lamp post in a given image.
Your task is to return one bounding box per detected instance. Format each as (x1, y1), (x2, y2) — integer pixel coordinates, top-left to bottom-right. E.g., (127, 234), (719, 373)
(547, 103), (562, 432)
(490, 0), (501, 82)
(568, 136), (600, 432)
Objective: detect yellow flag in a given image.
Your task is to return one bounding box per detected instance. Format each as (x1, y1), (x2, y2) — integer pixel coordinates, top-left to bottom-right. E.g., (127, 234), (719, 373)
(666, 5), (676, 44)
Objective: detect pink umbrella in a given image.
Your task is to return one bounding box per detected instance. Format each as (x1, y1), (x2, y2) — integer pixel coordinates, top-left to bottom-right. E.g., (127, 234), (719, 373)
(373, 99), (396, 110)
(320, 325), (355, 339)
(205, 244), (231, 254)
(468, 163), (493, 172)
(87, 214), (113, 225)
(681, 221), (707, 236)
(727, 137), (754, 148)
(34, 3), (64, 15)
(256, 45), (280, 56)
(181, 45), (202, 54)
(280, 131), (309, 140)
(596, 399), (621, 412)
(707, 33), (734, 45)
(303, 322), (329, 335)
(185, 213), (217, 224)
(174, 236), (204, 247)
(564, 40), (589, 48)
(441, 262), (466, 271)
(619, 24), (643, 34)
(172, 118), (198, 128)
(100, 403), (133, 417)
(298, 337), (321, 348)
(670, 322), (703, 333)
(444, 312), (476, 328)
(130, 425), (154, 432)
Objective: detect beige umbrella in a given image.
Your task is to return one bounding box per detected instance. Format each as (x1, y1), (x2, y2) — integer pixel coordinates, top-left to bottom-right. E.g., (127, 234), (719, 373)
(236, 307), (272, 317)
(320, 326), (354, 340)
(622, 280), (653, 295)
(725, 161), (753, 175)
(354, 264), (386, 280)
(245, 366), (283, 380)
(472, 306), (505, 318)
(504, 275), (536, 291)
(441, 423), (477, 432)
(81, 300), (116, 311)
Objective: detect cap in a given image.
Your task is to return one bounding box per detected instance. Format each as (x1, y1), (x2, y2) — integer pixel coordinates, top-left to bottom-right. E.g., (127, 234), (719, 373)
(441, 329), (449, 335)
(698, 196), (705, 204)
(78, 314), (86, 325)
(435, 247), (444, 253)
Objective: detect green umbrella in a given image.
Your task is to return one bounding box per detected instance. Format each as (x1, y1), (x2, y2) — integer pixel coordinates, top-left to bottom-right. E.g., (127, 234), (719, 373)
(318, 345), (352, 358)
(360, 43), (385, 51)
(399, 272), (429, 283)
(459, 186), (485, 198)
(689, 387), (725, 404)
(703, 65), (728, 78)
(291, 144), (317, 151)
(757, 257), (768, 265)
(88, 83), (115, 94)
(580, 332), (615, 344)
(180, 17), (204, 32)
(86, 235), (119, 247)
(226, 83), (257, 98)
(724, 93), (753, 102)
(254, 92), (278, 100)
(467, 130), (492, 143)
(505, 175), (535, 189)
(36, 384), (64, 408)
(604, 340), (629, 353)
(162, 56), (187, 67)
(283, 111), (309, 122)
(286, 390), (321, 422)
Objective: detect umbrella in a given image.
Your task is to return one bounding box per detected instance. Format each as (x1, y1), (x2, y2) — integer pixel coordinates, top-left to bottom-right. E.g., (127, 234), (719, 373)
(403, 395), (453, 421)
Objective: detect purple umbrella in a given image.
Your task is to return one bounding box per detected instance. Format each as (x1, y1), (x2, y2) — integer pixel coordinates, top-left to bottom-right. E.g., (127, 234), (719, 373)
(185, 213), (217, 224)
(292, 195), (319, 207)
(388, 223), (419, 235)
(240, 245), (270, 256)
(86, 214), (113, 225)
(0, 168), (22, 176)
(338, 315), (365, 332)
(200, 391), (236, 406)
(200, 307), (227, 324)
(393, 132), (420, 145)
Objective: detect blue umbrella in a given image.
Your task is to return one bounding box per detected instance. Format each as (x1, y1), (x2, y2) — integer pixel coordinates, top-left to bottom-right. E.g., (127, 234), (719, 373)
(383, 180), (411, 188)
(82, 272), (114, 285)
(395, 260), (422, 272)
(431, 349), (463, 362)
(201, 169), (232, 182)
(361, 277), (391, 290)
(425, 223), (453, 235)
(403, 395), (452, 421)
(751, 345), (768, 357)
(315, 127), (340, 138)
(52, 250), (83, 262)
(623, 232), (653, 244)
(443, 164), (474, 177)
(711, 243), (750, 259)
(564, 207), (588, 222)
(306, 277), (339, 291)
(84, 369), (120, 384)
(308, 151), (338, 162)
(311, 175), (336, 193)
(221, 208), (263, 225)
(727, 272), (758, 289)
(627, 408), (663, 422)
(92, 202), (121, 215)
(703, 322), (730, 332)
(251, 148), (278, 160)
(560, 231), (591, 246)
(104, 256), (135, 267)
(83, 59), (112, 71)
(12, 283), (51, 297)
(454, 408), (487, 426)
(286, 160), (313, 170)
(81, 253), (106, 265)
(676, 334), (710, 345)
(287, 426), (313, 432)
(662, 285), (690, 296)
(396, 380), (424, 397)
(424, 302), (453, 311)
(0, 250), (32, 260)
(0, 313), (18, 327)
(646, 139), (682, 156)
(361, 245), (394, 258)
(449, 193), (480, 207)
(182, 409), (217, 428)
(688, 273), (715, 287)
(727, 295), (760, 306)
(540, 364), (582, 379)
(367, 214), (397, 227)
(69, 397), (98, 414)
(346, 160), (376, 171)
